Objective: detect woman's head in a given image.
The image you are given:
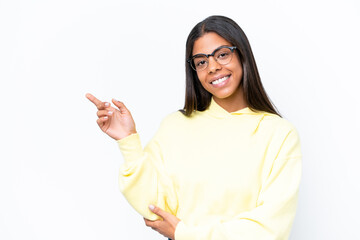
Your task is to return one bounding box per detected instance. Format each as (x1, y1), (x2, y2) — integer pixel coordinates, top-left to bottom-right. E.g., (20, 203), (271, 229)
(183, 15), (280, 117)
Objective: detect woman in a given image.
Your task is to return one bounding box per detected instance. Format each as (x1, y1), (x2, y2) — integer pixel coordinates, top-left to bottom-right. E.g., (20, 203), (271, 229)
(86, 15), (301, 240)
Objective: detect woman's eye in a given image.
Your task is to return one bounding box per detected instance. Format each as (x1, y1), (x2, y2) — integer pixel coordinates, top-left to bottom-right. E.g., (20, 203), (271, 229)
(196, 60), (206, 66)
(218, 52), (229, 59)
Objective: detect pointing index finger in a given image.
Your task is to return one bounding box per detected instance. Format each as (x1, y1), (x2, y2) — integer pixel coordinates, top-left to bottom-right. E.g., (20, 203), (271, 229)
(85, 93), (103, 107)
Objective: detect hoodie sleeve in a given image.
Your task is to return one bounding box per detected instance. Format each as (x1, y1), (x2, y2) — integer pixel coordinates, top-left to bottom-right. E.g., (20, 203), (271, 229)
(175, 127), (302, 240)
(116, 119), (178, 221)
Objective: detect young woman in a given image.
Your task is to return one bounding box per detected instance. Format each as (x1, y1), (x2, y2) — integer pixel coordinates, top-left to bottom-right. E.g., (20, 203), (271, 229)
(86, 15), (301, 240)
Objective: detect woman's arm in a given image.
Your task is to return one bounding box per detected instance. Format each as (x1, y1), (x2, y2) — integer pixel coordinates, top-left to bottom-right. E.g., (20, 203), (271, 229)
(86, 93), (178, 220)
(117, 132), (178, 220)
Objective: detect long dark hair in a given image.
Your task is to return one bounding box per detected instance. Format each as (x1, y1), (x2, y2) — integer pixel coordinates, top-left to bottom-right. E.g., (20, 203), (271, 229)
(182, 15), (281, 117)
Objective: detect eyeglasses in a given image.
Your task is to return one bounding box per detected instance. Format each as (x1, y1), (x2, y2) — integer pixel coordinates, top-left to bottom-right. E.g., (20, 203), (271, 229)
(187, 46), (237, 71)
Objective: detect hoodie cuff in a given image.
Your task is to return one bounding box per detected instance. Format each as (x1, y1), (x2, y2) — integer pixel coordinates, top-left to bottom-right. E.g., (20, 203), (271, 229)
(117, 133), (143, 162)
(175, 221), (198, 240)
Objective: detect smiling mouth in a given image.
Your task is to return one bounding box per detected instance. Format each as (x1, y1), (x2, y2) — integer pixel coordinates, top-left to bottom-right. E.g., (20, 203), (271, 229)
(211, 75), (230, 85)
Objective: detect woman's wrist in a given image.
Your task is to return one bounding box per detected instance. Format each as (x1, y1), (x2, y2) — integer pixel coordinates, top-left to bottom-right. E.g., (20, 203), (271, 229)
(114, 130), (137, 141)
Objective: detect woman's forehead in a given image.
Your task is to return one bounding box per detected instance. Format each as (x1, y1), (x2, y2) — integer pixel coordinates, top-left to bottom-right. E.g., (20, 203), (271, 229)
(192, 32), (232, 55)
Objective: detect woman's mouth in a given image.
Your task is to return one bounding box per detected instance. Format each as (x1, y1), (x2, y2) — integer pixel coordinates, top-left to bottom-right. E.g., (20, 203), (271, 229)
(211, 75), (230, 86)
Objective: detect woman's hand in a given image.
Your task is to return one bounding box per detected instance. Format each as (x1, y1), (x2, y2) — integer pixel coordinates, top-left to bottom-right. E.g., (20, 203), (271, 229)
(86, 93), (136, 140)
(144, 205), (180, 240)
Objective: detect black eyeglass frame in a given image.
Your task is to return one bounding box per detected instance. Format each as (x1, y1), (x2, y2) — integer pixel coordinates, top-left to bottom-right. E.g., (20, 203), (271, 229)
(187, 46), (237, 71)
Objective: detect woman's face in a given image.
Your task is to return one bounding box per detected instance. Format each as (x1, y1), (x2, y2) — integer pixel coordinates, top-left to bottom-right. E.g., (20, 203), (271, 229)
(192, 32), (244, 104)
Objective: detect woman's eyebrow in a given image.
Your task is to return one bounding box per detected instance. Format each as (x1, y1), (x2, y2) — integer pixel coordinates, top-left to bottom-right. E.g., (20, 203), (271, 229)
(192, 45), (231, 57)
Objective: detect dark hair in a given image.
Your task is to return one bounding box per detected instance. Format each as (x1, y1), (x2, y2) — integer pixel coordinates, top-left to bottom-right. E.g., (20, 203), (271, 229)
(182, 15), (281, 117)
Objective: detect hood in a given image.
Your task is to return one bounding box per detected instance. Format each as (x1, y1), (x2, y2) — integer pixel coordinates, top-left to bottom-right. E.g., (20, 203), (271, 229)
(205, 97), (274, 134)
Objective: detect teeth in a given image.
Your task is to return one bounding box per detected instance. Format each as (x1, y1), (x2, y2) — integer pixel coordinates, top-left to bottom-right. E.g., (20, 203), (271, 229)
(211, 76), (229, 85)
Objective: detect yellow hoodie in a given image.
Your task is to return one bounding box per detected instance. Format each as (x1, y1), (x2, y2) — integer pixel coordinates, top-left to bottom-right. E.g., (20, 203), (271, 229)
(117, 98), (302, 240)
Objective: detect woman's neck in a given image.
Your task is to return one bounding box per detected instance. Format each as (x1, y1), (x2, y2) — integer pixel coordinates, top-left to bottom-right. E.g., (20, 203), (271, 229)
(213, 87), (247, 113)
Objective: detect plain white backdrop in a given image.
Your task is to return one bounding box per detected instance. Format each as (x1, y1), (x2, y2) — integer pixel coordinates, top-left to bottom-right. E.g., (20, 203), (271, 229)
(1, 0), (359, 239)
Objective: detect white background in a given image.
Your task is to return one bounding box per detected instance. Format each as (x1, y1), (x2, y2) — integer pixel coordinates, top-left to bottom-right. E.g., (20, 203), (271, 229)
(1, 0), (359, 239)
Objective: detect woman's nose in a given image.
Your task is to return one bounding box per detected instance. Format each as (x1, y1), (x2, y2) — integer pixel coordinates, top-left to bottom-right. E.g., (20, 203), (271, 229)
(207, 56), (221, 73)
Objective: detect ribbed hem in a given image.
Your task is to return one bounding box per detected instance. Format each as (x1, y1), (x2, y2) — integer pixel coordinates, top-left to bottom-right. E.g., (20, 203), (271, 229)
(117, 133), (143, 162)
